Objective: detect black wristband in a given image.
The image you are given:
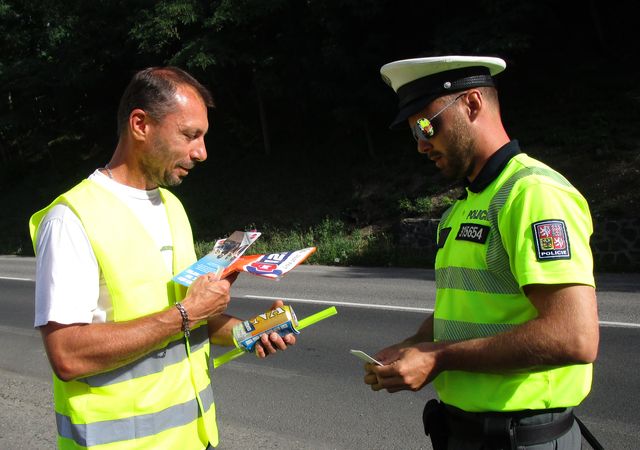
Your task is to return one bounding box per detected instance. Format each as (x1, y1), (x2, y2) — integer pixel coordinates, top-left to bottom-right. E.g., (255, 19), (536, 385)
(175, 302), (190, 338)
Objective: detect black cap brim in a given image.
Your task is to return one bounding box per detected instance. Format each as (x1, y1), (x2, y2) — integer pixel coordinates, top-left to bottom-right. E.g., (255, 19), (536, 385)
(389, 94), (440, 130)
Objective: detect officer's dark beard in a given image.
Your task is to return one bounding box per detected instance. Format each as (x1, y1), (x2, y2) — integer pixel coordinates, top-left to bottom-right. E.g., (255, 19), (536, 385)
(440, 114), (475, 183)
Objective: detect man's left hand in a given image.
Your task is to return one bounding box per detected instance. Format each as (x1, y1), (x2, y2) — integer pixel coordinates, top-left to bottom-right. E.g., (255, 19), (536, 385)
(254, 300), (297, 358)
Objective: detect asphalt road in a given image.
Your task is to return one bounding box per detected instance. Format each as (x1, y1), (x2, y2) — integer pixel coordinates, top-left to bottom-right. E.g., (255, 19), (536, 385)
(1, 256), (639, 449)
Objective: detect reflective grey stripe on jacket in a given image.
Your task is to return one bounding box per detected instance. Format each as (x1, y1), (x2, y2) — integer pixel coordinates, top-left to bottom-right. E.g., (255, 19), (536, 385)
(484, 166), (573, 282)
(435, 266), (520, 294)
(437, 166), (574, 295)
(435, 166), (574, 341)
(77, 325), (209, 387)
(435, 318), (516, 341)
(56, 384), (215, 447)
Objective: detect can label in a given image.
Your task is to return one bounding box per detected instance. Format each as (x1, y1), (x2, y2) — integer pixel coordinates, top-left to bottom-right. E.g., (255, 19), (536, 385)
(232, 304), (300, 352)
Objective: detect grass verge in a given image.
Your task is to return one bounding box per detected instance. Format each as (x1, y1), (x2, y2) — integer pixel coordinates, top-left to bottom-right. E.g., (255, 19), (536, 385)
(195, 217), (431, 268)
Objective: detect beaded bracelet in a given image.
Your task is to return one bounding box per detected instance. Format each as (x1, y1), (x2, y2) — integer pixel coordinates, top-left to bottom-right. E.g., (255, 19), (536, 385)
(175, 302), (190, 338)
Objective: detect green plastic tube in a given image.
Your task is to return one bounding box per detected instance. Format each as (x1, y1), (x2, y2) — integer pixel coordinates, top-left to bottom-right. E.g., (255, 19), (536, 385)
(213, 306), (338, 368)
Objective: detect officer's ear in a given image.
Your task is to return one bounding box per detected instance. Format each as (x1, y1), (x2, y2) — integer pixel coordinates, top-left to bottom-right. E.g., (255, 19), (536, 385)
(462, 90), (483, 122)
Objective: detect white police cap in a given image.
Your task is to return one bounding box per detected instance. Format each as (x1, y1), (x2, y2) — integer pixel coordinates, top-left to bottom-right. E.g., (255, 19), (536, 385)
(380, 55), (506, 129)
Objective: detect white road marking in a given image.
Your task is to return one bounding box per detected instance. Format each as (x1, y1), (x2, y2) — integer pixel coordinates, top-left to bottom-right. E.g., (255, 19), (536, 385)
(599, 320), (640, 329)
(3, 279), (639, 328)
(242, 294), (640, 328)
(0, 276), (33, 282)
(245, 294), (428, 313)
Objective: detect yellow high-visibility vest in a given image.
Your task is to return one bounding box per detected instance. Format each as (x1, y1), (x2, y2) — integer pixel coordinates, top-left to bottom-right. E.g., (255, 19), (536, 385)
(433, 143), (594, 412)
(30, 179), (218, 449)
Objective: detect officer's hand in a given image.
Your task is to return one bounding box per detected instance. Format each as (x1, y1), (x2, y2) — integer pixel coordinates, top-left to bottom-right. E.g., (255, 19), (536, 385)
(374, 342), (410, 365)
(362, 340), (413, 378)
(363, 343), (405, 390)
(366, 343), (443, 393)
(254, 300), (297, 358)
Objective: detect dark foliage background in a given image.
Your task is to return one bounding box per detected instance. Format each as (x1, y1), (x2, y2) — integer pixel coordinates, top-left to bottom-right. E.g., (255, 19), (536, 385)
(1, 0), (638, 261)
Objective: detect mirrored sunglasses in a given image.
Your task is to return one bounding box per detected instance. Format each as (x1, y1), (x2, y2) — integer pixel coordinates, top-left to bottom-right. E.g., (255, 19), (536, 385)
(411, 92), (467, 143)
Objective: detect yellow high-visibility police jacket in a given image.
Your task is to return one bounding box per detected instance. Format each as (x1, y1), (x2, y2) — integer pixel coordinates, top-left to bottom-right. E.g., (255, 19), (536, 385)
(433, 140), (595, 412)
(30, 179), (218, 449)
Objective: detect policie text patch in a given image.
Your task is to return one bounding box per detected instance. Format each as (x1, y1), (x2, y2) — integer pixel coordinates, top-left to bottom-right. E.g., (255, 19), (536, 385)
(455, 223), (490, 244)
(532, 219), (571, 261)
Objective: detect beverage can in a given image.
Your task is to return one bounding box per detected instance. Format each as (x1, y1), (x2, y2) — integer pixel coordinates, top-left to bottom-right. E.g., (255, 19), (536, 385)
(232, 304), (300, 352)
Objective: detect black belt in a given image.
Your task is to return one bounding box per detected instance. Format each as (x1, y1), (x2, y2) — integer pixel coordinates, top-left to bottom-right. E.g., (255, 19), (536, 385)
(443, 404), (575, 447)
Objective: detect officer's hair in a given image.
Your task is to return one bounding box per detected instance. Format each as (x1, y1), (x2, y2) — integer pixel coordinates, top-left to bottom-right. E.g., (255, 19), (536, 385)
(443, 86), (500, 114)
(477, 86), (499, 107)
(116, 67), (214, 137)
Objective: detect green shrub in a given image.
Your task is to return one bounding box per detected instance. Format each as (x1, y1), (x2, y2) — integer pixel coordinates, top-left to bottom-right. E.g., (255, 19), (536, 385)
(194, 217), (431, 268)
(398, 194), (456, 217)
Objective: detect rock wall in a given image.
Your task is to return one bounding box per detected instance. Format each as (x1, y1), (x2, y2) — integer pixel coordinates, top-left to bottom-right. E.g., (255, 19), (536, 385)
(591, 217), (640, 272)
(396, 217), (640, 272)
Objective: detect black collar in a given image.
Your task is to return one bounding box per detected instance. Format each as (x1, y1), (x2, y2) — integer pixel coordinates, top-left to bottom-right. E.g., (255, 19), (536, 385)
(467, 140), (521, 193)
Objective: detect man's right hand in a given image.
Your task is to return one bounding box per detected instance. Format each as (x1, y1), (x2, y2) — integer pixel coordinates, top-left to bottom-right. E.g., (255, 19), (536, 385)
(182, 273), (237, 324)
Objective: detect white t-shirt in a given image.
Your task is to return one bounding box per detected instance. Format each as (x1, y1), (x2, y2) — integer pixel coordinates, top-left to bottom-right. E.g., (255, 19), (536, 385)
(34, 170), (174, 327)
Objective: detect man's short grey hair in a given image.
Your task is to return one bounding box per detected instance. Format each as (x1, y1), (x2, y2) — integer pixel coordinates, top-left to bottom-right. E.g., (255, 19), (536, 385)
(116, 67), (214, 136)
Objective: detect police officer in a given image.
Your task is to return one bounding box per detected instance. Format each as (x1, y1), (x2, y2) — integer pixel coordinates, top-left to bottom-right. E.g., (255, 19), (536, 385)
(363, 56), (600, 449)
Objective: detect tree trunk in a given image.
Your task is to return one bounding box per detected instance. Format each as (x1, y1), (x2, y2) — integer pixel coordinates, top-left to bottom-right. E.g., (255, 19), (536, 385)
(588, 0), (607, 52)
(363, 119), (375, 160)
(0, 142), (7, 164)
(253, 72), (271, 156)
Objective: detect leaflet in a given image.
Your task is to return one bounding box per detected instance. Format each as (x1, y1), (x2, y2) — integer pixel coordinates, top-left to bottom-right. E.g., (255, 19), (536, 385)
(222, 247), (316, 280)
(173, 230), (316, 286)
(173, 230), (261, 286)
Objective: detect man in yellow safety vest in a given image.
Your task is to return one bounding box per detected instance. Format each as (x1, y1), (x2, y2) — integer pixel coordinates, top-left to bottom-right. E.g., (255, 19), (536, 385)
(30, 66), (295, 449)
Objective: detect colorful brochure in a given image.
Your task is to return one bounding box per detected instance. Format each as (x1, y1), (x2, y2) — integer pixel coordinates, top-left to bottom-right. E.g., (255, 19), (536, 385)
(173, 230), (316, 287)
(222, 247), (316, 280)
(173, 230), (261, 286)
